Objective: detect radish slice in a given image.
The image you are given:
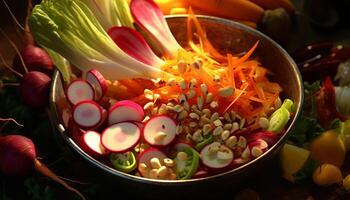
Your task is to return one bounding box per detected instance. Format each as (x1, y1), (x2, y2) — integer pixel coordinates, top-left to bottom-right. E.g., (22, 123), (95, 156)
(130, 0), (183, 57)
(248, 139), (268, 151)
(101, 122), (141, 153)
(66, 80), (94, 105)
(108, 26), (164, 67)
(174, 142), (193, 152)
(108, 100), (144, 125)
(81, 131), (108, 156)
(73, 100), (102, 128)
(86, 69), (107, 101)
(143, 116), (176, 147)
(137, 148), (166, 177)
(192, 170), (209, 179)
(245, 131), (279, 146)
(200, 144), (234, 169)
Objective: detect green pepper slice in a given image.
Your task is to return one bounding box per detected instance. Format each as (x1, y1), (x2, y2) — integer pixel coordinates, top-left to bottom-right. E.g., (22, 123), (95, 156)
(110, 151), (137, 173)
(174, 147), (199, 180)
(268, 99), (294, 133)
(195, 135), (213, 151)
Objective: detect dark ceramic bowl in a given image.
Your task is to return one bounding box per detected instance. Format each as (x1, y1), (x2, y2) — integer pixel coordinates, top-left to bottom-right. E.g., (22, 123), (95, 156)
(49, 15), (303, 199)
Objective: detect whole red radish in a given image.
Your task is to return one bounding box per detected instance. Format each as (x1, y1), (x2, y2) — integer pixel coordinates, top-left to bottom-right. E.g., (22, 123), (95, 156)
(0, 135), (36, 177)
(0, 135), (86, 200)
(20, 71), (51, 108)
(5, 0), (54, 76)
(12, 45), (54, 75)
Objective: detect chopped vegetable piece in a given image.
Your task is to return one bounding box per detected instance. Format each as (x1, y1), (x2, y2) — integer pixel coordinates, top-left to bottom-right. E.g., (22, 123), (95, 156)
(309, 129), (346, 167)
(110, 151), (137, 173)
(200, 144), (233, 169)
(101, 122), (141, 153)
(174, 147), (199, 179)
(143, 116), (177, 147)
(195, 135), (213, 151)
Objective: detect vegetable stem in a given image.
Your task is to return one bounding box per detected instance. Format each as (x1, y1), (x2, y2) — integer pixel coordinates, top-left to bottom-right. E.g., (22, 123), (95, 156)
(0, 118), (24, 127)
(0, 54), (23, 77)
(0, 27), (28, 73)
(34, 159), (87, 200)
(24, 0), (34, 45)
(1, 0), (25, 31)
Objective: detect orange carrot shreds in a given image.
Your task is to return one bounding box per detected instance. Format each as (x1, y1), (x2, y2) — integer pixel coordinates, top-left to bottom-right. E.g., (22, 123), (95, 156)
(187, 8), (227, 62)
(223, 84), (249, 113)
(133, 78), (157, 90)
(105, 80), (138, 100)
(253, 66), (268, 82)
(258, 81), (283, 94)
(119, 79), (145, 96)
(248, 77), (265, 100)
(231, 41), (259, 67)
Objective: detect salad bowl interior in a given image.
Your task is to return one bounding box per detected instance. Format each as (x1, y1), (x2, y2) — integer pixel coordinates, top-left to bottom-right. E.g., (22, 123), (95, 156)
(50, 15), (303, 193)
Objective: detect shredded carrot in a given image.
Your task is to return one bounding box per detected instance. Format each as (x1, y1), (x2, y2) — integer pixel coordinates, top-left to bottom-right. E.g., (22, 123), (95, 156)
(108, 12), (283, 125)
(231, 41), (259, 68)
(223, 84), (249, 113)
(187, 7), (226, 61)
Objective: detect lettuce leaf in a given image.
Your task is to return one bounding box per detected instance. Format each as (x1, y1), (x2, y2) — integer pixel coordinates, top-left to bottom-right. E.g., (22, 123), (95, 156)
(80, 0), (134, 29)
(29, 0), (165, 80)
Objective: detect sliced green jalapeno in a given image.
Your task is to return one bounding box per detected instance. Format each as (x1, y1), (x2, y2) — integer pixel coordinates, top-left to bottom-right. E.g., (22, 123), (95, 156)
(195, 135), (213, 151)
(110, 151), (137, 173)
(173, 147), (199, 180)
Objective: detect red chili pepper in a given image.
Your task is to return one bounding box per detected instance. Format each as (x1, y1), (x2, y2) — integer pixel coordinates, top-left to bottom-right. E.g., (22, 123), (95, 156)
(293, 43), (350, 82)
(316, 77), (347, 127)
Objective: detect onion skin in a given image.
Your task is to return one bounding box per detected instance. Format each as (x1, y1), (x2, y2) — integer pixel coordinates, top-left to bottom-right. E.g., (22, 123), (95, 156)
(12, 45), (54, 76)
(20, 71), (51, 108)
(0, 135), (37, 177)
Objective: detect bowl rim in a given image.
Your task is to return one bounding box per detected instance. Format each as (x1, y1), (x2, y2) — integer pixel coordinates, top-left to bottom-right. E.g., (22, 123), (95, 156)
(49, 14), (304, 185)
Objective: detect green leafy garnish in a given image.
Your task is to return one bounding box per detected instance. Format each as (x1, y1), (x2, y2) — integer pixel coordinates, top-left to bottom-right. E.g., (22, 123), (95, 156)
(24, 178), (55, 200)
(292, 158), (319, 183)
(45, 48), (72, 83)
(29, 0), (163, 80)
(289, 115), (324, 147)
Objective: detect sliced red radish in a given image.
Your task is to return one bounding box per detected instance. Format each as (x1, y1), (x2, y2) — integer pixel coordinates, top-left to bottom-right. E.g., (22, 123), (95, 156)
(200, 144), (234, 169)
(245, 131), (280, 146)
(131, 121), (144, 130)
(101, 122), (141, 153)
(107, 26), (164, 67)
(143, 116), (176, 147)
(108, 100), (144, 125)
(248, 139), (268, 151)
(174, 142), (193, 152)
(137, 148), (166, 177)
(81, 131), (108, 156)
(66, 80), (94, 105)
(231, 158), (250, 167)
(86, 69), (107, 101)
(192, 169), (209, 179)
(73, 100), (102, 128)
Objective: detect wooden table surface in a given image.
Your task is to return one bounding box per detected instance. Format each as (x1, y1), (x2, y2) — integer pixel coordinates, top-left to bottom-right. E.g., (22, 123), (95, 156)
(1, 1), (350, 200)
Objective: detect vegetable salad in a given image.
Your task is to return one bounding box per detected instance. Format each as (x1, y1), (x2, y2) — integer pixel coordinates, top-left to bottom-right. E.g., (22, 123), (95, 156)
(29, 0), (294, 180)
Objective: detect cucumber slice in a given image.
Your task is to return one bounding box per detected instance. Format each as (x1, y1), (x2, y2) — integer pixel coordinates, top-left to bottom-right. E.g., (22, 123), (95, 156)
(268, 107), (290, 133)
(281, 98), (294, 112)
